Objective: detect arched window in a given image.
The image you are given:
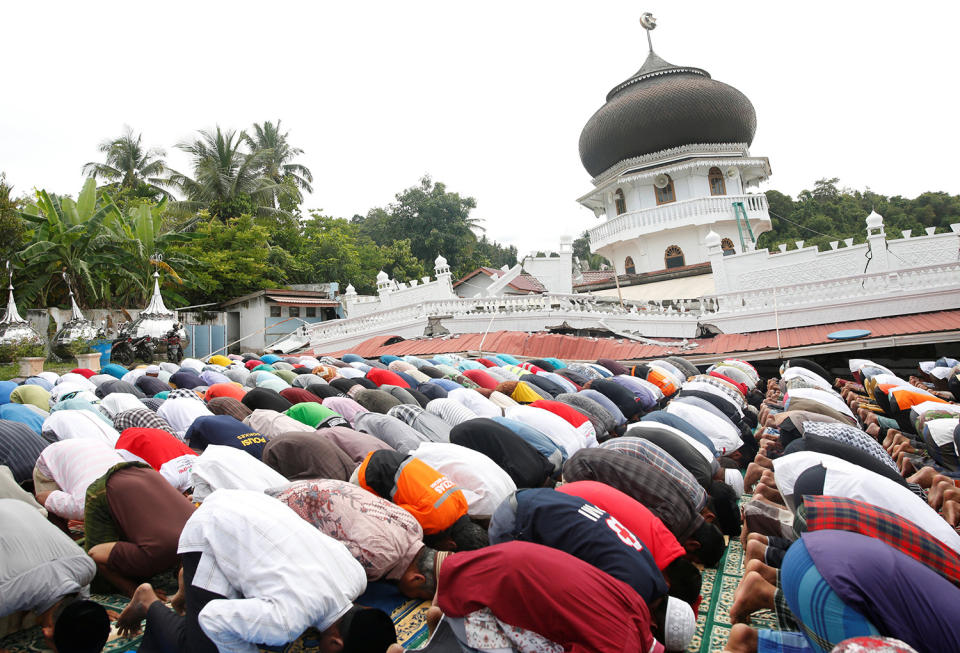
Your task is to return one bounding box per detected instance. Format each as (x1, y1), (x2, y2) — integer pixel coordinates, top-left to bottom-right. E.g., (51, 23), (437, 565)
(709, 167), (726, 196)
(614, 189), (627, 215)
(655, 175), (676, 205)
(664, 245), (685, 269)
(720, 238), (735, 254)
(624, 256), (636, 275)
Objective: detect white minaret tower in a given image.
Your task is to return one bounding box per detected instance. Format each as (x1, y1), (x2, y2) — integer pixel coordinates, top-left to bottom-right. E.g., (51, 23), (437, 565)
(577, 13), (773, 275)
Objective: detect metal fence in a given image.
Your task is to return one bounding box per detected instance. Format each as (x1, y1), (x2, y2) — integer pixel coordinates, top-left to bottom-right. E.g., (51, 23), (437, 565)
(184, 323), (227, 359)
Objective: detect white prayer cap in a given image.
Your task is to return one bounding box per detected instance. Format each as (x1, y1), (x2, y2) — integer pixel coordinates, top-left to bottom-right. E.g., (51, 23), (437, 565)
(724, 468), (745, 497)
(663, 596), (696, 651)
(146, 365), (160, 375)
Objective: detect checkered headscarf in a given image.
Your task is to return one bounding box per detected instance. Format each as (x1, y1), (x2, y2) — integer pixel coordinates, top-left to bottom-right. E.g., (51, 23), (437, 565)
(113, 408), (174, 434)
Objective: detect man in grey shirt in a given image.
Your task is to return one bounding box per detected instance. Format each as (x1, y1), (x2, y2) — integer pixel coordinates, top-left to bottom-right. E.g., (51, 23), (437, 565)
(0, 498), (109, 650)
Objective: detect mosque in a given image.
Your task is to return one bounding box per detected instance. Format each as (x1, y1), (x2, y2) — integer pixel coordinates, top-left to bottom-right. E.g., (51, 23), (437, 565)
(574, 13), (771, 297)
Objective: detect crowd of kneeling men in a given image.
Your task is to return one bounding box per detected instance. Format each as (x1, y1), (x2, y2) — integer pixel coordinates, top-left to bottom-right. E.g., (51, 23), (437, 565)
(1, 348), (958, 653)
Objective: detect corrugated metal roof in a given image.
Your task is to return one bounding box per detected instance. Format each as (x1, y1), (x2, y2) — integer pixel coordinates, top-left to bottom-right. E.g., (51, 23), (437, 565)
(266, 296), (340, 306)
(311, 309), (960, 361)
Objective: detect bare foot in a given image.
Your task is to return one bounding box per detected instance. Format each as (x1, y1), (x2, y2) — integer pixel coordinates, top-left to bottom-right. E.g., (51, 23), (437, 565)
(743, 539), (767, 567)
(170, 567), (186, 615)
(425, 605), (443, 635)
(116, 583), (159, 638)
(724, 623), (759, 652)
(908, 466), (939, 489)
(744, 558), (777, 585)
(729, 571), (775, 624)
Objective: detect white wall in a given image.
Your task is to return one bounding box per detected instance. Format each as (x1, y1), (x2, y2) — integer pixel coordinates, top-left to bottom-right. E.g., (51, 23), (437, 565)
(523, 253), (573, 294)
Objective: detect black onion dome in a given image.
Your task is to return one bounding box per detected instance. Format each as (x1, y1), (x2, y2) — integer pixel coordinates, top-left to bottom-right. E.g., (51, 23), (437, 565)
(579, 50), (757, 178)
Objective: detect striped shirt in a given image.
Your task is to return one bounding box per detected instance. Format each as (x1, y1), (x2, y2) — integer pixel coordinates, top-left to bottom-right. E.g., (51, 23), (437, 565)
(601, 437), (707, 511)
(426, 398), (478, 427)
(34, 439), (125, 520)
(0, 420), (49, 484)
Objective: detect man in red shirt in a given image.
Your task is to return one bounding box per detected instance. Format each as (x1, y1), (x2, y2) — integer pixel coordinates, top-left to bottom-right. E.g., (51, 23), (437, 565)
(115, 428), (197, 493)
(436, 541), (667, 652)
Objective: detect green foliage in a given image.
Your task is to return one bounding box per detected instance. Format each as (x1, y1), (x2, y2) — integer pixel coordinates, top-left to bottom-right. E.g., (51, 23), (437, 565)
(166, 214), (288, 304)
(65, 338), (94, 356)
(757, 178), (960, 252)
(0, 173), (27, 262)
(0, 338), (46, 363)
(354, 175), (515, 278)
(572, 230), (609, 270)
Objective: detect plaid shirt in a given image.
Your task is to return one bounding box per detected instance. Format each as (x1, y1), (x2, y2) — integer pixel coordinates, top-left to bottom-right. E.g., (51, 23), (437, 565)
(112, 408), (174, 434)
(685, 375), (746, 408)
(389, 403), (424, 427)
(800, 495), (960, 588)
(801, 422), (899, 472)
(601, 437), (707, 511)
(563, 448), (704, 542)
(205, 397), (253, 422)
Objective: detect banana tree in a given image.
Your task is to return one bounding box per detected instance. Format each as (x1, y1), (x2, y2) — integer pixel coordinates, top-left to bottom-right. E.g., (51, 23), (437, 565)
(104, 197), (202, 306)
(18, 178), (139, 308)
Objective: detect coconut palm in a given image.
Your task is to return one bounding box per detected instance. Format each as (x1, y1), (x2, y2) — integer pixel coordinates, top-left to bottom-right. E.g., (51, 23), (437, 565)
(163, 127), (285, 219)
(82, 127), (169, 198)
(244, 120), (314, 206)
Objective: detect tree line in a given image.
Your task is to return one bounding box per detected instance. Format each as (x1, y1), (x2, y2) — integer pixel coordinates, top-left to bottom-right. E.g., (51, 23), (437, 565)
(1, 124), (518, 310)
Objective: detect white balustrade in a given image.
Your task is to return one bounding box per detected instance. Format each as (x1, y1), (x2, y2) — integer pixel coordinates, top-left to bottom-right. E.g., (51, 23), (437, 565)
(589, 194), (769, 250)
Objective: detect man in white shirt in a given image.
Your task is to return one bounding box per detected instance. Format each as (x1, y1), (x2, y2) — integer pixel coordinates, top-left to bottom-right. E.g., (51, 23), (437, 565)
(189, 445), (287, 503)
(503, 405), (585, 457)
(664, 402), (743, 455)
(411, 442), (517, 518)
(33, 438), (125, 521)
(117, 489), (397, 653)
(770, 451), (960, 553)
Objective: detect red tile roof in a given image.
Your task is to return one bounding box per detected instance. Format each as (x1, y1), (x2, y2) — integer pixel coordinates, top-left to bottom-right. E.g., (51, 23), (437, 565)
(312, 309), (960, 362)
(453, 267), (546, 293)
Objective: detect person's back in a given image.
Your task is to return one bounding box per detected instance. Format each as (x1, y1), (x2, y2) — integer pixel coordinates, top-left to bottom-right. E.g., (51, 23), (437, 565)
(437, 540), (658, 653)
(267, 479), (423, 583)
(356, 449), (468, 535)
(177, 489), (367, 648)
(490, 488), (667, 603)
(557, 480), (685, 571)
(0, 498), (96, 616)
(799, 530), (960, 653)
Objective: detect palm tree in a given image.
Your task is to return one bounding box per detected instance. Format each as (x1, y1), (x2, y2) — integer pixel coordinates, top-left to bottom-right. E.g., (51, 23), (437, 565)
(244, 120), (314, 207)
(163, 127), (285, 219)
(82, 127), (169, 197)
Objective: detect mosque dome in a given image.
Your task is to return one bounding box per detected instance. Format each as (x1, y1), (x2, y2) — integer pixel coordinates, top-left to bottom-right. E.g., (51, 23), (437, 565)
(375, 270), (389, 283)
(579, 49), (757, 177)
(704, 230), (722, 248)
(865, 210), (884, 230)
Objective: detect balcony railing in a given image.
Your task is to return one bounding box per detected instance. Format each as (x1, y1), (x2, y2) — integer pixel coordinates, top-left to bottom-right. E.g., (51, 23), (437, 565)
(589, 194), (769, 250)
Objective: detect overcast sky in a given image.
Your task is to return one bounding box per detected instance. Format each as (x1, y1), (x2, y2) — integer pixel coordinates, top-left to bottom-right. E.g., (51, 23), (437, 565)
(3, 1), (958, 257)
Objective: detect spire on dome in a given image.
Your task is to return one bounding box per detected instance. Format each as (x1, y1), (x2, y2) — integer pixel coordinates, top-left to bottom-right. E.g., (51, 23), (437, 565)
(142, 268), (173, 317)
(62, 273), (85, 322)
(640, 12), (657, 51)
(1, 262), (25, 325)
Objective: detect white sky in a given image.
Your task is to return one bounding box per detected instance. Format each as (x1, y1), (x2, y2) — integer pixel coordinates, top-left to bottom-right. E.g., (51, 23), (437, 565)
(3, 1), (958, 257)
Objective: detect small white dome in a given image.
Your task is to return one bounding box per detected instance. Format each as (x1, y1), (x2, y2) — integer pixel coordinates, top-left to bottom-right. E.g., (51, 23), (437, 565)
(345, 283), (356, 294)
(705, 230), (722, 247)
(375, 270), (389, 282)
(434, 254), (448, 268)
(560, 234), (573, 244)
(866, 210), (884, 228)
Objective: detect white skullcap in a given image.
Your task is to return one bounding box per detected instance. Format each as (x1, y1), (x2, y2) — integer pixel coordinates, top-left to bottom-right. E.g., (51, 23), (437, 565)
(663, 596), (696, 651)
(724, 468), (745, 497)
(146, 365), (160, 375)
